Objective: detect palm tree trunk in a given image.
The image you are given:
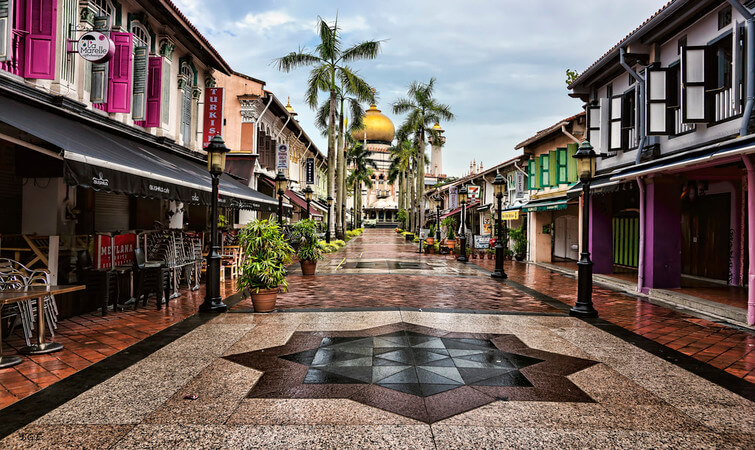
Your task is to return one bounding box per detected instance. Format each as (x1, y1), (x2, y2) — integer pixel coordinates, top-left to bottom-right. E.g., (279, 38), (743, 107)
(409, 160), (416, 232)
(336, 99), (345, 238)
(327, 88), (337, 239)
(355, 179), (361, 228)
(417, 134), (425, 232)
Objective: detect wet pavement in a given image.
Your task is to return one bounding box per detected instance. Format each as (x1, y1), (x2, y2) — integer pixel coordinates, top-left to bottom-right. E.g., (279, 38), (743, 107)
(0, 229), (753, 448)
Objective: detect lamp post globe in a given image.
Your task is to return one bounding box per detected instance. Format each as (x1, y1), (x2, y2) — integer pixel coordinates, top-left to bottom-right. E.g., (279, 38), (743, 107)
(491, 173), (507, 279)
(199, 135), (230, 313)
(326, 196), (333, 243)
(274, 170), (287, 228)
(303, 185), (314, 219)
(457, 186), (468, 262)
(571, 140), (598, 318)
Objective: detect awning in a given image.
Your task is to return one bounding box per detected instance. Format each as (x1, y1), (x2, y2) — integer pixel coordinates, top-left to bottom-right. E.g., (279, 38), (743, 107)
(286, 189), (323, 218)
(440, 200), (480, 219)
(521, 197), (570, 212)
(566, 177), (621, 199)
(476, 203), (492, 212)
(0, 96), (279, 212)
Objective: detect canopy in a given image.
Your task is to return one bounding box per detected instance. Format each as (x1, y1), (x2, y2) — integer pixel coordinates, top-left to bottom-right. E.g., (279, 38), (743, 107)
(285, 189), (323, 218)
(521, 197), (569, 213)
(0, 96), (279, 212)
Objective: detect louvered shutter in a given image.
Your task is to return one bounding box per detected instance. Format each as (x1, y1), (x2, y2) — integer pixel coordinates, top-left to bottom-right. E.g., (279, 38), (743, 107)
(566, 143), (578, 183)
(548, 151), (557, 187)
(646, 67), (671, 135)
(143, 56), (162, 127)
(0, 0), (12, 62)
(181, 84), (192, 142)
(681, 46), (709, 122)
(90, 16), (109, 105)
(528, 159), (536, 190)
(23, 0), (56, 79)
(609, 95), (622, 151)
(107, 32), (133, 113)
(131, 46), (148, 120)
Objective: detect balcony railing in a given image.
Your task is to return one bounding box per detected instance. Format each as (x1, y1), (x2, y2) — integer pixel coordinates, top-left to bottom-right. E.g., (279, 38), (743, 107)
(713, 87), (739, 122)
(0, 30), (26, 77)
(674, 108), (695, 135)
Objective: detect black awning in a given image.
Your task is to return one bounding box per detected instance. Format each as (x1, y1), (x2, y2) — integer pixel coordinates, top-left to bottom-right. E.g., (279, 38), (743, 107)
(0, 96), (278, 212)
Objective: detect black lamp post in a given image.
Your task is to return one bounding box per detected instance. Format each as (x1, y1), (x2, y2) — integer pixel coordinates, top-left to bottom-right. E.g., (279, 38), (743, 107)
(199, 135), (230, 313)
(303, 185), (314, 219)
(350, 207), (354, 230)
(571, 140), (598, 318)
(274, 170), (287, 228)
(457, 186), (468, 263)
(341, 203), (346, 235)
(433, 194), (442, 242)
(326, 196), (333, 243)
(491, 173), (507, 279)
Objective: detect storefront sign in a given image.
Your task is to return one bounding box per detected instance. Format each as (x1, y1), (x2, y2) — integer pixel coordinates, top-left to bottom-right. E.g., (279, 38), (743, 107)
(95, 233), (137, 269)
(202, 88), (224, 148)
(449, 186), (458, 209)
(501, 210), (520, 220)
(515, 172), (525, 196)
(76, 31), (115, 63)
(277, 144), (289, 169)
(467, 185), (480, 200)
(474, 235), (491, 249)
(306, 157), (315, 185)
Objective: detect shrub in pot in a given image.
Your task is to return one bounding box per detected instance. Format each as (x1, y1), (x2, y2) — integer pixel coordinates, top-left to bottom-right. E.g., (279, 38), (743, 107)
(509, 225), (528, 261)
(237, 219), (293, 312)
(291, 219), (323, 276)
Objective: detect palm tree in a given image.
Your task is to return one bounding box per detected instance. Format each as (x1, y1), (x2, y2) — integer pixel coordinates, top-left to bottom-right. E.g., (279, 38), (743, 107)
(387, 137), (413, 226)
(275, 17), (381, 239)
(346, 138), (376, 228)
(393, 78), (454, 232)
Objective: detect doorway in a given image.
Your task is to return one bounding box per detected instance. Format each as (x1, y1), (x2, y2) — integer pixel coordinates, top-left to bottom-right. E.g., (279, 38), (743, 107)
(681, 193), (730, 281)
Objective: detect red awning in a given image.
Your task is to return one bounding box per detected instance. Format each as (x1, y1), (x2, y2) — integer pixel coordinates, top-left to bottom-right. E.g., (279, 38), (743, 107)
(285, 189), (323, 218)
(440, 200), (480, 219)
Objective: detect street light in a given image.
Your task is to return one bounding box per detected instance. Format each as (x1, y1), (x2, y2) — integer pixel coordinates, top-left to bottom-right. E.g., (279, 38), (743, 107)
(433, 194), (442, 242)
(457, 185), (468, 263)
(491, 173), (507, 279)
(199, 135), (230, 313)
(303, 185), (314, 219)
(274, 170), (287, 228)
(350, 207), (354, 230)
(571, 140), (598, 318)
(326, 196), (333, 243)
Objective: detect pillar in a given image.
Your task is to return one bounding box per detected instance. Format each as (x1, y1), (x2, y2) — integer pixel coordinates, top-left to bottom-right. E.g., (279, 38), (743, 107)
(589, 194), (613, 274)
(643, 176), (682, 289)
(742, 155), (755, 325)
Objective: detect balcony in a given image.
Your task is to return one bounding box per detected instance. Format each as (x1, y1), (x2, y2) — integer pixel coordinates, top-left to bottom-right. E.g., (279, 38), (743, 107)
(0, 30), (26, 77)
(713, 87), (739, 123)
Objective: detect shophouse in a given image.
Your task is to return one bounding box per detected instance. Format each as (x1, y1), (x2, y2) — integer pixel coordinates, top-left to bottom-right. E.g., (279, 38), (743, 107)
(0, 0), (280, 314)
(568, 0), (755, 324)
(515, 113), (585, 264)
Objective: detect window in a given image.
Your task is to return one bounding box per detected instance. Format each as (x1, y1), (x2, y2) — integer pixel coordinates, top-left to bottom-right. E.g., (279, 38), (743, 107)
(180, 62), (194, 145)
(556, 148), (568, 184)
(718, 6), (732, 30)
(539, 154), (549, 188)
(621, 88), (636, 149)
(60, 0), (77, 83)
(0, 0), (57, 79)
(131, 22), (150, 121)
(609, 94), (622, 151)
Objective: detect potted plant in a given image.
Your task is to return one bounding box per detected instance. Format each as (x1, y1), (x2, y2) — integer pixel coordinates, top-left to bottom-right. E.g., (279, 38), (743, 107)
(237, 219), (294, 312)
(425, 225), (435, 246)
(487, 248), (495, 259)
(509, 225), (528, 261)
(443, 217), (457, 249)
(291, 219), (323, 276)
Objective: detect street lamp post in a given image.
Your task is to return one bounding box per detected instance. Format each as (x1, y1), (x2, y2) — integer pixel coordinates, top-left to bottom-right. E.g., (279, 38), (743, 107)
(274, 170), (287, 228)
(491, 173), (507, 279)
(433, 194), (441, 242)
(571, 140), (598, 318)
(350, 207), (354, 231)
(457, 186), (468, 263)
(326, 196), (333, 243)
(199, 135), (230, 313)
(303, 185), (314, 219)
(341, 204), (346, 235)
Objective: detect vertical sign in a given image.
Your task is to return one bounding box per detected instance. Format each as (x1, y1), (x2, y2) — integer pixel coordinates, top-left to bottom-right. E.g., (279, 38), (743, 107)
(277, 144), (289, 169)
(306, 157), (315, 185)
(515, 171), (525, 197)
(202, 87), (224, 148)
(449, 186), (458, 209)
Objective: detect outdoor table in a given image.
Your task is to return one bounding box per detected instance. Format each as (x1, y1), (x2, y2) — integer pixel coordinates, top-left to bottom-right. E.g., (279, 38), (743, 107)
(0, 285), (85, 358)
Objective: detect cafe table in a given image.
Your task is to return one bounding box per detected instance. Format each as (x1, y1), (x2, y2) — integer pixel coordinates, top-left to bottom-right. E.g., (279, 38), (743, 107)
(0, 285), (85, 364)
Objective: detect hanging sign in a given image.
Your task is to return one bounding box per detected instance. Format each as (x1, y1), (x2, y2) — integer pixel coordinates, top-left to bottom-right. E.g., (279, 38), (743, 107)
(515, 171), (525, 196)
(277, 144), (289, 169)
(76, 31), (115, 63)
(449, 186), (458, 209)
(306, 157), (315, 185)
(202, 88), (224, 148)
(467, 185), (480, 200)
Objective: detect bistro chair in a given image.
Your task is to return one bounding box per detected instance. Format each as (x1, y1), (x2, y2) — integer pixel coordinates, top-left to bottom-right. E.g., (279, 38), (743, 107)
(77, 251), (119, 316)
(133, 248), (170, 310)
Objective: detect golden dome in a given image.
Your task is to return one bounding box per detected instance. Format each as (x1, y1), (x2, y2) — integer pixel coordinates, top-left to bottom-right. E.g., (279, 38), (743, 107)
(352, 103), (394, 144)
(432, 122), (444, 132)
(285, 97), (296, 115)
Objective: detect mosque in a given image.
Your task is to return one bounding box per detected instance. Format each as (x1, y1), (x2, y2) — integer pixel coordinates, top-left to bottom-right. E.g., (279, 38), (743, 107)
(349, 99), (446, 227)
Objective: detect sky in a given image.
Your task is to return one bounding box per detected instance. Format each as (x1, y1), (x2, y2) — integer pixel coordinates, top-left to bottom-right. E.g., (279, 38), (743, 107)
(174, 0), (666, 177)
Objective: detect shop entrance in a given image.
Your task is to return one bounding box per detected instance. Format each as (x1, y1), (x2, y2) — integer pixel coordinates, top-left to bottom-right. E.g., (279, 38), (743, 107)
(553, 215), (578, 260)
(681, 193), (730, 281)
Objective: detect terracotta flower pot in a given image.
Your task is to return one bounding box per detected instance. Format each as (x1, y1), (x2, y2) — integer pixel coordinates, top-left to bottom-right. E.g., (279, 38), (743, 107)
(425, 238), (434, 246)
(446, 239), (456, 249)
(301, 259), (317, 276)
(251, 288), (279, 312)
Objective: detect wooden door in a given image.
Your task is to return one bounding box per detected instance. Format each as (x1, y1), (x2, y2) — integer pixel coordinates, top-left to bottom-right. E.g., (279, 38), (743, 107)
(681, 193), (730, 281)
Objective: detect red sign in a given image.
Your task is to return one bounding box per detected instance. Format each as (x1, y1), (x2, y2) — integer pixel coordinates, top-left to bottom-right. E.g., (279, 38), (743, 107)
(95, 234), (137, 269)
(202, 87), (224, 148)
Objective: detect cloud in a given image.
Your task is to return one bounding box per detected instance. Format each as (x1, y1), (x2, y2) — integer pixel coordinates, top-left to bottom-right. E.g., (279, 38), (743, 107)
(235, 10), (297, 32)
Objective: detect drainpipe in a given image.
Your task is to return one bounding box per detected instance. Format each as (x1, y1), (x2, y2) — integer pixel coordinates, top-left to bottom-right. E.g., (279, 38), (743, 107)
(513, 161), (528, 176)
(620, 47), (647, 164)
(275, 115), (291, 141)
(742, 155), (755, 325)
(560, 125), (581, 144)
(636, 177), (646, 293)
(729, 0), (755, 136)
(256, 95), (273, 152)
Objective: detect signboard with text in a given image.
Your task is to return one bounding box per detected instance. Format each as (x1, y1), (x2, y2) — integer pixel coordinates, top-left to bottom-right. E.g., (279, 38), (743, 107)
(95, 234), (137, 269)
(76, 31), (115, 63)
(474, 235), (491, 249)
(202, 88), (224, 148)
(449, 186), (458, 209)
(515, 172), (525, 197)
(306, 158), (315, 185)
(467, 185), (480, 200)
(277, 144), (289, 169)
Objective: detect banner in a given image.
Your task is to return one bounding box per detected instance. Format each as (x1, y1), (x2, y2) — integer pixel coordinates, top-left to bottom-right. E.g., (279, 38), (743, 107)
(202, 88), (224, 148)
(95, 233), (137, 269)
(306, 158), (315, 185)
(277, 144), (289, 169)
(449, 186), (458, 209)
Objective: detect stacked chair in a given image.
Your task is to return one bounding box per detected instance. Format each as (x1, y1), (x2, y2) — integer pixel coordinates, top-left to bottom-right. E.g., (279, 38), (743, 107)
(0, 259), (58, 346)
(132, 247), (170, 310)
(76, 251), (120, 316)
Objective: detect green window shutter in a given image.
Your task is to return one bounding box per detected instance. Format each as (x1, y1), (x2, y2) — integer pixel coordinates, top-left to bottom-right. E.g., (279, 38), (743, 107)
(549, 151), (558, 186)
(540, 155), (549, 187)
(132, 46), (148, 120)
(0, 0), (12, 62)
(556, 148), (567, 184)
(528, 161), (535, 190)
(567, 143), (578, 182)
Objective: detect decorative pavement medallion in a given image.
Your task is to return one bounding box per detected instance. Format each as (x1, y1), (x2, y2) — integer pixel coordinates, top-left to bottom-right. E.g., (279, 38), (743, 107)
(224, 322), (598, 423)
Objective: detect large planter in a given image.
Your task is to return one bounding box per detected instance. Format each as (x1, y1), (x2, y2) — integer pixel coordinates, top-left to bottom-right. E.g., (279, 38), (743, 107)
(425, 237), (435, 246)
(515, 254), (525, 262)
(301, 259), (317, 276)
(251, 288), (279, 312)
(445, 239), (456, 249)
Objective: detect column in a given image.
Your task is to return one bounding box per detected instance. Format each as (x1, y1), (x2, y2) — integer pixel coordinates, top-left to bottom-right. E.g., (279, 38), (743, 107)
(643, 176), (682, 289)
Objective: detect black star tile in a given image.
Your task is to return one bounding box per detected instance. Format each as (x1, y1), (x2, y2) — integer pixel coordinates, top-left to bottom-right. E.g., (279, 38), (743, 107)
(227, 322), (597, 424)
